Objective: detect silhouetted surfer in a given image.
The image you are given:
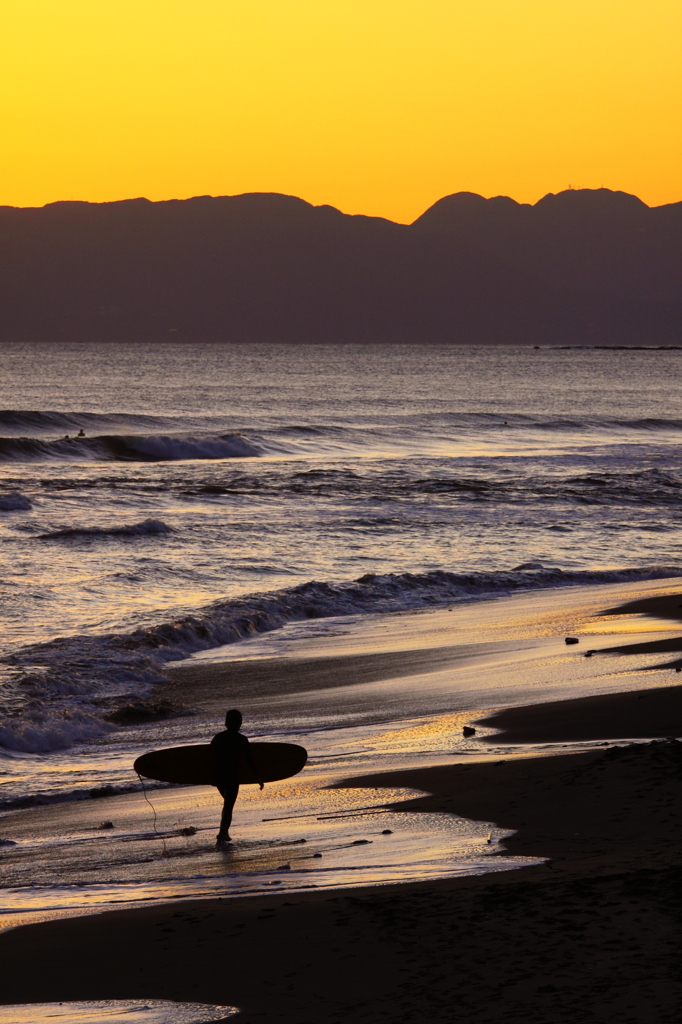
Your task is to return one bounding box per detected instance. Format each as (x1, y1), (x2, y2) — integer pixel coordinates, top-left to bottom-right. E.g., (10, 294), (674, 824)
(211, 708), (263, 844)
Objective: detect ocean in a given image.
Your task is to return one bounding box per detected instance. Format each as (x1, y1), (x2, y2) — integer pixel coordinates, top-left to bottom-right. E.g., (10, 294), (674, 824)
(1, 341), (681, 917)
(2, 339), (682, 777)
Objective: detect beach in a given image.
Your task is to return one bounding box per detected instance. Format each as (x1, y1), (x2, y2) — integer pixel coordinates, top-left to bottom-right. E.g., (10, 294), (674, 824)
(0, 707), (680, 1022)
(2, 578), (682, 1022)
(2, 344), (682, 1021)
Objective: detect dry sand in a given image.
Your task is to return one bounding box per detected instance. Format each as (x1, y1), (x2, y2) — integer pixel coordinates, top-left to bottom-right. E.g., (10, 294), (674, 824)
(593, 591), (682, 665)
(1, 688), (680, 1024)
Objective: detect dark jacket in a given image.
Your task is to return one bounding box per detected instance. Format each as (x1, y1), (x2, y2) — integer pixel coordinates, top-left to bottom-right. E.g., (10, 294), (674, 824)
(209, 724), (260, 786)
(211, 729), (251, 787)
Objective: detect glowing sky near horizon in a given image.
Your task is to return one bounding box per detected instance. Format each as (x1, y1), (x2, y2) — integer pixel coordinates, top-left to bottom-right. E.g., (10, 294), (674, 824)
(1, 0), (680, 221)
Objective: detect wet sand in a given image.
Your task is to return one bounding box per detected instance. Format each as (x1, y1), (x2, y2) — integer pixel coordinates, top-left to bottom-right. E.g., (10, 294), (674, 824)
(163, 644), (475, 708)
(1, 711), (680, 1022)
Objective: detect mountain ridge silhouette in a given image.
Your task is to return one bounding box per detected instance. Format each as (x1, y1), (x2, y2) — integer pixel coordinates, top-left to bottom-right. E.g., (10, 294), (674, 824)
(1, 188), (680, 343)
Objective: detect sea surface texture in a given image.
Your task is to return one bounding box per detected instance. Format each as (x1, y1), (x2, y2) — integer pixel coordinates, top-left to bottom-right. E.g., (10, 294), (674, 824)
(0, 341), (681, 798)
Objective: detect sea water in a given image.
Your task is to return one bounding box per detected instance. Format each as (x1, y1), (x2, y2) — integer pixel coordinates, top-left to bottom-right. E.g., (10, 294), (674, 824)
(1, 342), (681, 916)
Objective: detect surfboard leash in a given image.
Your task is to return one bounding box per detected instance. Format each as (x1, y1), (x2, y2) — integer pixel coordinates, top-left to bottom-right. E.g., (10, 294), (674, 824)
(136, 770), (167, 856)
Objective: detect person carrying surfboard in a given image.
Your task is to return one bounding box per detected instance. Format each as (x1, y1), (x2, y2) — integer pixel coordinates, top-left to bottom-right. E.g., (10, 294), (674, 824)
(211, 709), (264, 844)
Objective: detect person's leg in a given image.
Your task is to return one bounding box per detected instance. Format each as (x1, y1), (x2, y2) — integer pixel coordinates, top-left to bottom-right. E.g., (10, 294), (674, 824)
(216, 780), (240, 842)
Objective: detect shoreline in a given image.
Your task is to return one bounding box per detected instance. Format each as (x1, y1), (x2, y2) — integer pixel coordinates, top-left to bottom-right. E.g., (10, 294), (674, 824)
(2, 583), (682, 1021)
(158, 577), (682, 724)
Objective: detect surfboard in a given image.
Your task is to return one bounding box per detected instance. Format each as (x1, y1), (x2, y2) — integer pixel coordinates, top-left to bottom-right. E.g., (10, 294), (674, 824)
(133, 741), (307, 786)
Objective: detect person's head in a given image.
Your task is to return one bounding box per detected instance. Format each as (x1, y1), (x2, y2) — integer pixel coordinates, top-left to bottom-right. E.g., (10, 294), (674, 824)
(225, 708), (243, 732)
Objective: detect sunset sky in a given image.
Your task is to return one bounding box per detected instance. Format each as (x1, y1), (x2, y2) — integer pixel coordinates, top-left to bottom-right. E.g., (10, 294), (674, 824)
(1, 0), (680, 222)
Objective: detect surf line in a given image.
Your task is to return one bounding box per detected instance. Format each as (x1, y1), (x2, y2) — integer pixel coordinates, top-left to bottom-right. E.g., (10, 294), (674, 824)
(316, 809), (390, 821)
(306, 750), (370, 759)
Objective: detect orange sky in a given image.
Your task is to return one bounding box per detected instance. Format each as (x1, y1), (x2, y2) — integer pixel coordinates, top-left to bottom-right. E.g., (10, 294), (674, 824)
(1, 0), (680, 222)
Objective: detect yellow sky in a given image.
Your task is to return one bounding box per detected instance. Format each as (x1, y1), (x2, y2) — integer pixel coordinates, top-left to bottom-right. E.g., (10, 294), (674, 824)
(1, 0), (680, 221)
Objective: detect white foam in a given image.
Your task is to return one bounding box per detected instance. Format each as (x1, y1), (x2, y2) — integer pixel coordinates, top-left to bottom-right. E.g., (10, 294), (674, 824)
(0, 712), (113, 754)
(0, 492), (31, 511)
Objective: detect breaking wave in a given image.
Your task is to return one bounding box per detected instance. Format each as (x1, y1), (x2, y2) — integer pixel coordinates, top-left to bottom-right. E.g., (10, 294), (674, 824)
(0, 774), (154, 815)
(2, 563), (681, 754)
(37, 518), (171, 541)
(0, 433), (262, 463)
(0, 778), (152, 812)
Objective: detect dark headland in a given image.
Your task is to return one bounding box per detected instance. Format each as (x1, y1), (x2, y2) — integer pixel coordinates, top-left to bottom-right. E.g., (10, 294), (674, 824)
(1, 187), (681, 343)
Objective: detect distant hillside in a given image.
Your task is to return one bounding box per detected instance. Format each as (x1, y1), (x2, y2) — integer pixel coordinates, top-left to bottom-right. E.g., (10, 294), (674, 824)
(413, 188), (682, 310)
(0, 188), (680, 343)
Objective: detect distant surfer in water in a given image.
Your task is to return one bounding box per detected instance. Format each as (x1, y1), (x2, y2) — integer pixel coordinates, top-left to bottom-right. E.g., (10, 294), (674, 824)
(212, 708), (263, 844)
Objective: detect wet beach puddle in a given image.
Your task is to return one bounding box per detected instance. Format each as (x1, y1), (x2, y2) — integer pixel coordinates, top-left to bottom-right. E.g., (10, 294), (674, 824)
(0, 1002), (236, 1024)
